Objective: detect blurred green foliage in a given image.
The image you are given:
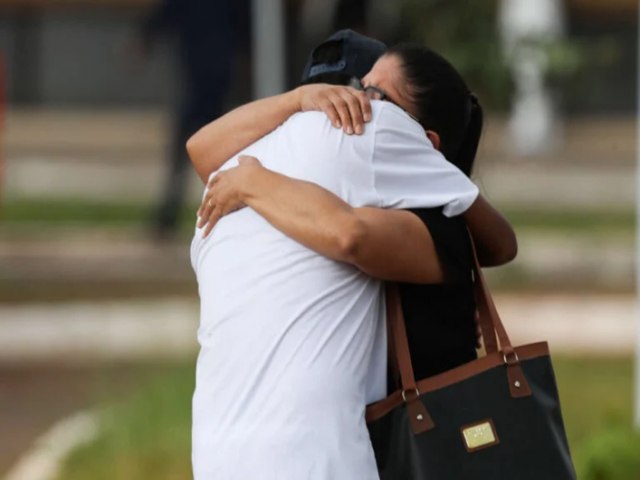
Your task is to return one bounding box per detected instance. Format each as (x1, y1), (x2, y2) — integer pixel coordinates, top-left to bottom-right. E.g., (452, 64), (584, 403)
(398, 0), (622, 110)
(578, 427), (640, 480)
(399, 0), (513, 109)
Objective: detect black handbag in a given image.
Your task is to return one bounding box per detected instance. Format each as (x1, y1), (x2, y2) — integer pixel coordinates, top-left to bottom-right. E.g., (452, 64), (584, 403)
(366, 247), (577, 479)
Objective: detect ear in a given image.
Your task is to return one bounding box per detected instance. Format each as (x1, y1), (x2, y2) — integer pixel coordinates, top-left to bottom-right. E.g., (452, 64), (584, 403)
(426, 130), (441, 151)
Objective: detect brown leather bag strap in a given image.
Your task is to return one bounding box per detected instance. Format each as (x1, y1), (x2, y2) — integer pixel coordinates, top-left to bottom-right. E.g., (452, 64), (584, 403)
(467, 231), (532, 398)
(467, 233), (498, 354)
(383, 231), (532, 435)
(385, 284), (434, 432)
(386, 283), (416, 392)
(474, 274), (499, 354)
(467, 232), (513, 354)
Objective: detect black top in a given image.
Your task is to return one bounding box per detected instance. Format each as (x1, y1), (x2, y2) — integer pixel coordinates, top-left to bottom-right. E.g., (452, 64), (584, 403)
(395, 208), (477, 385)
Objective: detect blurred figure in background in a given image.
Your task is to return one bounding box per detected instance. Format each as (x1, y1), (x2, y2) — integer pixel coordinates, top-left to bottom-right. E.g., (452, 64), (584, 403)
(333, 0), (370, 32)
(136, 0), (249, 238)
(499, 0), (565, 156)
(0, 50), (5, 202)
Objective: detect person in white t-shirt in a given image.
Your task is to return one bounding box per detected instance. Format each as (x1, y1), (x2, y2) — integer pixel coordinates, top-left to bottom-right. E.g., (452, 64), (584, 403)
(187, 38), (515, 479)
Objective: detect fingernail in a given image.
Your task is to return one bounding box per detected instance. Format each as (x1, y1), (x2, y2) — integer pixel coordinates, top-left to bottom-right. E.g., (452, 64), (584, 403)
(364, 113), (371, 121)
(335, 122), (341, 128)
(346, 127), (353, 135)
(355, 125), (363, 134)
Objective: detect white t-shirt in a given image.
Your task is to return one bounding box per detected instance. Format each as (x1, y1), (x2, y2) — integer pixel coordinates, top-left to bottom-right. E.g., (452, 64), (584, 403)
(190, 101), (478, 479)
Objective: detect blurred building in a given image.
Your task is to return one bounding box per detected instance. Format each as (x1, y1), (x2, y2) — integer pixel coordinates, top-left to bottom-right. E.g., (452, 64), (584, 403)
(0, 0), (177, 107)
(564, 0), (637, 114)
(0, 0), (635, 109)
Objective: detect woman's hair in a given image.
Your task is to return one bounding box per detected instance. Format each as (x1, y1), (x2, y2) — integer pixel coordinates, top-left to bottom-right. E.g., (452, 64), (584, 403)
(386, 43), (483, 177)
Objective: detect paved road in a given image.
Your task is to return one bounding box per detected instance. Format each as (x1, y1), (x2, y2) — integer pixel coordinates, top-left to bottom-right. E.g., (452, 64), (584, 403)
(1, 294), (635, 364)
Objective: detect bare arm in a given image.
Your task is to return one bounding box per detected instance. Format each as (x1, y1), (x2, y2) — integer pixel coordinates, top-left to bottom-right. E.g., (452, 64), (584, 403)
(192, 84), (516, 269)
(198, 160), (517, 273)
(463, 195), (517, 266)
(198, 156), (446, 283)
(187, 92), (299, 183)
(186, 85), (371, 183)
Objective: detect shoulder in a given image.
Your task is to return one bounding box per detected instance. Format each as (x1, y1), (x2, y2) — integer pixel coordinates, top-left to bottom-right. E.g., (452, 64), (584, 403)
(275, 110), (350, 146)
(280, 110), (334, 133)
(276, 110), (376, 160)
(370, 100), (429, 142)
(275, 102), (425, 147)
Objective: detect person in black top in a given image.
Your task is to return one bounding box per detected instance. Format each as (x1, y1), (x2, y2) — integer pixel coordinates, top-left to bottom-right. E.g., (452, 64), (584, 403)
(297, 32), (496, 381)
(189, 33), (516, 385)
(400, 208), (477, 381)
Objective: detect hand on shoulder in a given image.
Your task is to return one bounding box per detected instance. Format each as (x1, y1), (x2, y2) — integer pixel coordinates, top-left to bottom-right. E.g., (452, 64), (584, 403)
(293, 84), (372, 135)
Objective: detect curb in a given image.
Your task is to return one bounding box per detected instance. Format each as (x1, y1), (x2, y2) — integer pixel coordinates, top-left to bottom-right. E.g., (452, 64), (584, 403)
(4, 410), (100, 480)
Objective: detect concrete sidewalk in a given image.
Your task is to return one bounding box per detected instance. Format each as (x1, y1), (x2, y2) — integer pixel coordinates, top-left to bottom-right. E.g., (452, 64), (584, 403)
(0, 294), (635, 363)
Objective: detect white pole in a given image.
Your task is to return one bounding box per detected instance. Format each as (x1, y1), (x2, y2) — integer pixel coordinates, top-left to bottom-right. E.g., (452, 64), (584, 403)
(635, 0), (640, 430)
(251, 0), (286, 99)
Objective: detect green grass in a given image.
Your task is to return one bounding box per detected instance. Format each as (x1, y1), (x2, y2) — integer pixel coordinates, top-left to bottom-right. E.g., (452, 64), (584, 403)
(55, 356), (634, 479)
(1, 198), (635, 234)
(503, 207), (635, 235)
(57, 365), (196, 480)
(1, 199), (154, 225)
(554, 357), (634, 450)
(0, 199), (199, 235)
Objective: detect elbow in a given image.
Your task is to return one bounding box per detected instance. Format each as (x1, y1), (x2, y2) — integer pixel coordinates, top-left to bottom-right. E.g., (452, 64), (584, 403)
(496, 231), (518, 265)
(334, 218), (367, 265)
(185, 134), (201, 165)
(478, 230), (518, 267)
(185, 134), (209, 183)
(505, 229), (518, 263)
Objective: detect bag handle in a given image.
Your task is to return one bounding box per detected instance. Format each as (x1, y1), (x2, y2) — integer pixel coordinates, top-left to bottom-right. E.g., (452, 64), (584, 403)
(468, 232), (510, 355)
(386, 283), (434, 433)
(467, 235), (532, 399)
(386, 231), (532, 435)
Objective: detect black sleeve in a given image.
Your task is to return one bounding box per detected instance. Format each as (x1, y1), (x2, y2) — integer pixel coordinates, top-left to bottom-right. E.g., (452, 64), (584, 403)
(406, 207), (473, 283)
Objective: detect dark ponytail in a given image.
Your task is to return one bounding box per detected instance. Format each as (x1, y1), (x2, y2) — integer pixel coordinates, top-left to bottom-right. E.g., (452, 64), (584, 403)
(386, 44), (483, 177)
(454, 94), (483, 176)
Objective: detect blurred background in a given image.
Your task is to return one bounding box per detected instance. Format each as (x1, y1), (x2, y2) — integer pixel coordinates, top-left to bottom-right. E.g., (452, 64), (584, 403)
(0, 0), (637, 479)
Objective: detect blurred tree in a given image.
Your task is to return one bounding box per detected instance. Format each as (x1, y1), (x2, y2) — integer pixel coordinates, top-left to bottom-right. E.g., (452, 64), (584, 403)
(398, 0), (513, 110)
(397, 0), (619, 115)
(578, 426), (640, 480)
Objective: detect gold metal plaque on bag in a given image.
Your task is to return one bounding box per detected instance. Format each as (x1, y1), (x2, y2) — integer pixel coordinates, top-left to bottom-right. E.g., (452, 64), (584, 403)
(461, 419), (500, 452)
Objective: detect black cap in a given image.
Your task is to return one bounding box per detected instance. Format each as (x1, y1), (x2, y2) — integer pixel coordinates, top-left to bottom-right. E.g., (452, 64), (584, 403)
(301, 29), (387, 84)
